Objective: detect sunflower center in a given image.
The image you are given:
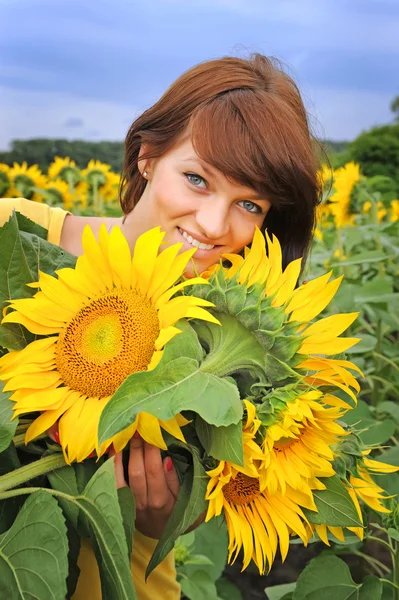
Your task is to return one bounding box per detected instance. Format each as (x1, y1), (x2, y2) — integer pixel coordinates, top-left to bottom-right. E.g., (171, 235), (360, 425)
(56, 289), (160, 397)
(223, 473), (260, 506)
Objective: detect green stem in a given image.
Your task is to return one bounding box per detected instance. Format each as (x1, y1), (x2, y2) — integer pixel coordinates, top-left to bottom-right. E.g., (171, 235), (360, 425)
(371, 320), (383, 406)
(367, 535), (395, 554)
(350, 551), (389, 577)
(336, 227), (349, 278)
(0, 453), (67, 492)
(373, 352), (399, 375)
(13, 432), (47, 448)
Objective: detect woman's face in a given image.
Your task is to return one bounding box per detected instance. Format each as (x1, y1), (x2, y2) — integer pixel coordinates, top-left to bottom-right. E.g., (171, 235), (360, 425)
(122, 137), (271, 277)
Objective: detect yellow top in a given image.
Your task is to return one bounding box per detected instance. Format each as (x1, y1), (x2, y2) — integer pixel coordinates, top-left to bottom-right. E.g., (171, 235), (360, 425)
(0, 198), (180, 600)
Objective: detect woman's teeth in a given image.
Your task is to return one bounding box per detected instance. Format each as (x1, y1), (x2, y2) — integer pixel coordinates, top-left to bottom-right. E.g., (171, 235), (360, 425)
(179, 228), (215, 250)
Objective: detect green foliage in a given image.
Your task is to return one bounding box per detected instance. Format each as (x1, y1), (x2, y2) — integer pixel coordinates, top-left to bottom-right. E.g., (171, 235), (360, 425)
(0, 211), (76, 350)
(0, 383), (17, 453)
(303, 476), (362, 528)
(349, 124), (399, 185)
(0, 491), (69, 600)
(0, 138), (124, 172)
(98, 322), (243, 446)
(292, 555), (382, 600)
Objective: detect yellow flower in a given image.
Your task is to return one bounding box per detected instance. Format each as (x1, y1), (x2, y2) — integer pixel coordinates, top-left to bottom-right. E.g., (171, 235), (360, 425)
(390, 199), (399, 222)
(363, 200), (387, 222)
(261, 390), (348, 497)
(0, 164), (12, 197)
(0, 225), (219, 462)
(329, 162), (361, 228)
(346, 450), (399, 515)
(102, 171), (121, 202)
(349, 468), (393, 514)
(82, 159), (111, 188)
(43, 179), (73, 209)
(9, 162), (47, 202)
(73, 181), (89, 209)
(333, 248), (347, 261)
(48, 156), (81, 187)
(317, 163), (333, 189)
(205, 401), (309, 574)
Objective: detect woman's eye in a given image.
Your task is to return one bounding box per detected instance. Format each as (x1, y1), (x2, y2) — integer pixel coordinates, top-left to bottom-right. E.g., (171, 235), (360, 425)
(238, 200), (262, 214)
(184, 173), (207, 189)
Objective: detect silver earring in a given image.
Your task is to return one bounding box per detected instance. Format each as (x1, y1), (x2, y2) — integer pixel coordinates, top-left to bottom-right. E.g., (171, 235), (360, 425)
(143, 171), (148, 178)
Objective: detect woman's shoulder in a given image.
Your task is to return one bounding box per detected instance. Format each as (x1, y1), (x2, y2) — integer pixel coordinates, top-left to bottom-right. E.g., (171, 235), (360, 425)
(60, 213), (122, 255)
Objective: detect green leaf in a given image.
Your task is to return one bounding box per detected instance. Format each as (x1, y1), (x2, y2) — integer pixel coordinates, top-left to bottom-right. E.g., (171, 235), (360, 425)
(304, 475), (362, 527)
(265, 583), (296, 600)
(117, 487), (135, 559)
(75, 458), (137, 600)
(0, 490), (69, 600)
(0, 211), (76, 350)
(359, 419), (396, 447)
(345, 335), (377, 354)
(293, 555), (382, 600)
(180, 570), (219, 600)
(388, 527), (399, 542)
(196, 417), (244, 465)
(353, 277), (393, 304)
(0, 382), (17, 454)
(15, 212), (47, 239)
(48, 464), (80, 529)
(183, 516), (228, 582)
(376, 401), (399, 424)
(216, 577), (243, 600)
(98, 334), (242, 445)
(378, 445), (399, 467)
(146, 443), (207, 578)
(65, 521), (81, 599)
(329, 250), (389, 268)
(342, 399), (372, 426)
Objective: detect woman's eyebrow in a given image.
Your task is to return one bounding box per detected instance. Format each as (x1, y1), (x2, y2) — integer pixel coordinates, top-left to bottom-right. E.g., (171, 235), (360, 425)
(181, 157), (215, 178)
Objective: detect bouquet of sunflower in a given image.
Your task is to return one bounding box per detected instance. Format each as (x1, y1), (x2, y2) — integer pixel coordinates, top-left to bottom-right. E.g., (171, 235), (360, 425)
(0, 211), (397, 598)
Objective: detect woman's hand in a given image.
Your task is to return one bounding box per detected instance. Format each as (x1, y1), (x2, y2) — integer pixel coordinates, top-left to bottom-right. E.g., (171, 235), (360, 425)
(110, 433), (180, 540)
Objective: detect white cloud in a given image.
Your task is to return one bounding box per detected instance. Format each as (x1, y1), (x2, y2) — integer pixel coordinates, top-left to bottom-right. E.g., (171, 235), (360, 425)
(0, 86), (142, 150)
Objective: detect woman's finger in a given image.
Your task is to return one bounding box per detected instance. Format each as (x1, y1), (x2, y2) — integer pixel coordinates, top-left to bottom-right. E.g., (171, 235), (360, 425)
(144, 443), (173, 511)
(163, 456), (180, 500)
(128, 433), (147, 510)
(109, 447), (127, 489)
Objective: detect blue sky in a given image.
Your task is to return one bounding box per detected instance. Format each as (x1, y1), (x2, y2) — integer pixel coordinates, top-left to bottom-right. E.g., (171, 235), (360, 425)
(0, 0), (398, 150)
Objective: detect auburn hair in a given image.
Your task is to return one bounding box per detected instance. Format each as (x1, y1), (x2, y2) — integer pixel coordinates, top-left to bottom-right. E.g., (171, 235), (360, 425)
(120, 53), (322, 269)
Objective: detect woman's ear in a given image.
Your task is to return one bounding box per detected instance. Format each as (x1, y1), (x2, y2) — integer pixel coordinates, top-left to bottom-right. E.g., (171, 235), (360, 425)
(137, 143), (153, 177)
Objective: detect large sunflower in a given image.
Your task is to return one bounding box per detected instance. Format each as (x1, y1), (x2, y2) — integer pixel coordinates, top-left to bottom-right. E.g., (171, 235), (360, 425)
(205, 400), (310, 574)
(0, 225), (218, 462)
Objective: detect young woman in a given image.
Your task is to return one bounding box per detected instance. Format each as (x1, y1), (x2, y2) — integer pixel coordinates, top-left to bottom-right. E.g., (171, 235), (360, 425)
(0, 52), (321, 599)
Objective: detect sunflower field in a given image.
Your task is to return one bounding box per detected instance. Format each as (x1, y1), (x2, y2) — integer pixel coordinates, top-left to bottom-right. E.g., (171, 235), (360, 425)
(0, 157), (398, 600)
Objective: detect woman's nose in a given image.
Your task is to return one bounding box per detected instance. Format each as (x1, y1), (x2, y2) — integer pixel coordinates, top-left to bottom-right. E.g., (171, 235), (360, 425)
(195, 199), (230, 240)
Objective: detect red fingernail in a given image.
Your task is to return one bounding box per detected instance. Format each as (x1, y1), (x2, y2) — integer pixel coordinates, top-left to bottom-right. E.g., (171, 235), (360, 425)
(133, 431), (141, 439)
(165, 457), (173, 472)
(53, 429), (60, 445)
